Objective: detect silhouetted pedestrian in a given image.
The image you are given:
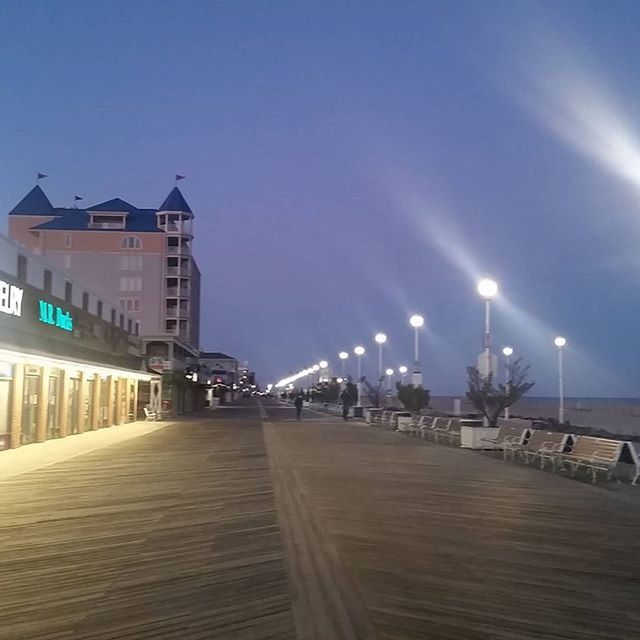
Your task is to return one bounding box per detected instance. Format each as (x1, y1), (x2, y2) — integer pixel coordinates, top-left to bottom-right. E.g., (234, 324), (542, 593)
(294, 395), (303, 420)
(340, 388), (352, 421)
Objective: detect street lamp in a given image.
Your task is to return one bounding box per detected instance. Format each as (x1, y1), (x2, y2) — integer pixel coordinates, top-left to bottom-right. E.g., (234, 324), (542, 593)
(385, 368), (394, 392)
(554, 336), (567, 424)
(339, 351), (349, 377)
(477, 278), (498, 380)
(353, 346), (365, 379)
(374, 333), (387, 376)
(409, 314), (425, 386)
(353, 346), (365, 410)
(399, 365), (408, 382)
(502, 346), (513, 419)
(319, 360), (328, 382)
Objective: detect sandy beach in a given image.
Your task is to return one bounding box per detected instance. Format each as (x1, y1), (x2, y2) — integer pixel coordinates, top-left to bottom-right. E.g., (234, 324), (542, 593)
(430, 396), (640, 438)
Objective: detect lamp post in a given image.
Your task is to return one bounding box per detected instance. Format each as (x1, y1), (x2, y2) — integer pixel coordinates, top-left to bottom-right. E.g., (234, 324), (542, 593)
(477, 278), (498, 380)
(319, 360), (328, 383)
(385, 368), (394, 392)
(354, 346), (365, 411)
(312, 364), (320, 389)
(409, 314), (424, 386)
(554, 336), (566, 424)
(374, 333), (387, 377)
(502, 346), (513, 420)
(338, 351), (349, 378)
(398, 365), (408, 383)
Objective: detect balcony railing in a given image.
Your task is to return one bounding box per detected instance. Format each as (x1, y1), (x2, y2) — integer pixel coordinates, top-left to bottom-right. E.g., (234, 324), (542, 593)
(166, 245), (191, 256)
(165, 308), (190, 319)
(165, 287), (190, 297)
(166, 264), (191, 277)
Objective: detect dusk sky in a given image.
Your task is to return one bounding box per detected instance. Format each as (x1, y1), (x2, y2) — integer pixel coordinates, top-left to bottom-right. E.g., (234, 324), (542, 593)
(2, 1), (640, 396)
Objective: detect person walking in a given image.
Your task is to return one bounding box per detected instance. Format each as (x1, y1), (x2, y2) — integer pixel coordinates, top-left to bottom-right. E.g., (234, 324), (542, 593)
(340, 387), (352, 421)
(294, 394), (303, 421)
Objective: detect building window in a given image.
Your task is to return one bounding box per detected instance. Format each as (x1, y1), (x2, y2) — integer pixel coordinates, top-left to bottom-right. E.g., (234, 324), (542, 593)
(65, 282), (72, 303)
(127, 318), (132, 333)
(43, 269), (52, 293)
(111, 308), (116, 324)
(120, 255), (143, 270)
(119, 314), (124, 328)
(119, 298), (140, 312)
(135, 321), (139, 336)
(63, 254), (71, 270)
(97, 300), (103, 318)
(82, 292), (89, 311)
(17, 255), (27, 281)
(121, 236), (142, 250)
(64, 233), (72, 248)
(119, 276), (142, 292)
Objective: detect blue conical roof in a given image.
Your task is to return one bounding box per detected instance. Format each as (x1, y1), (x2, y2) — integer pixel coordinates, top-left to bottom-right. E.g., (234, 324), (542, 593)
(9, 185), (55, 215)
(159, 187), (192, 214)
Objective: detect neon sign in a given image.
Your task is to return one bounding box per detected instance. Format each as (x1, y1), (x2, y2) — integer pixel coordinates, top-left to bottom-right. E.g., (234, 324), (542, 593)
(0, 280), (23, 317)
(38, 300), (73, 332)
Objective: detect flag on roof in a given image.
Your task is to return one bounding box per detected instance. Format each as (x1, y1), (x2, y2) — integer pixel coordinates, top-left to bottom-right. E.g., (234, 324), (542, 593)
(74, 195), (83, 201)
(37, 173), (47, 180)
(175, 174), (186, 181)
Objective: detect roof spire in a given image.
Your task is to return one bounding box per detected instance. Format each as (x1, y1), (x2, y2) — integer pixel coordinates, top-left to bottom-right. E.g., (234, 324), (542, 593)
(9, 185), (54, 215)
(159, 186), (192, 214)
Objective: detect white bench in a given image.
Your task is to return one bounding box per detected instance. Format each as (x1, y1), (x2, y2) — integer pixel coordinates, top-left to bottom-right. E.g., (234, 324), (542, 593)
(481, 425), (531, 459)
(626, 442), (640, 485)
(514, 430), (573, 469)
(143, 407), (157, 421)
(555, 436), (624, 483)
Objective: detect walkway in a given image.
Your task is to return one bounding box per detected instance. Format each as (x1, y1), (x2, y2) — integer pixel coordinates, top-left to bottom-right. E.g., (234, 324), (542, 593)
(0, 399), (638, 639)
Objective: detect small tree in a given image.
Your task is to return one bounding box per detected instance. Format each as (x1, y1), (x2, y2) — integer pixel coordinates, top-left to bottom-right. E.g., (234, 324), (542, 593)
(466, 358), (534, 426)
(361, 376), (384, 408)
(396, 383), (430, 414)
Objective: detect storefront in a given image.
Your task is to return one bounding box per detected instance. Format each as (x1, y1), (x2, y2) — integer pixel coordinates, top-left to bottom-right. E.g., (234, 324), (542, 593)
(0, 265), (159, 450)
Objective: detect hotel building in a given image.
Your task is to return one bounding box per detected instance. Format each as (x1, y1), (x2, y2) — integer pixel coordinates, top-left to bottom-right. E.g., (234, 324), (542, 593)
(8, 184), (201, 413)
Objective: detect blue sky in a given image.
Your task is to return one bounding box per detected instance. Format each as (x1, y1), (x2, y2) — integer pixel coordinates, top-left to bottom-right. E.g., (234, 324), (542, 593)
(2, 1), (640, 396)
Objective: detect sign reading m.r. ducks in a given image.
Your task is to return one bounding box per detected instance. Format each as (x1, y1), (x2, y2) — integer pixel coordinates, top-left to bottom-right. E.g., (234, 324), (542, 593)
(38, 300), (73, 332)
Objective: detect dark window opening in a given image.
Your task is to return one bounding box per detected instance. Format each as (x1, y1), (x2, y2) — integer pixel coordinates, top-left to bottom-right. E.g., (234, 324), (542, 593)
(43, 270), (52, 293)
(17, 255), (27, 281)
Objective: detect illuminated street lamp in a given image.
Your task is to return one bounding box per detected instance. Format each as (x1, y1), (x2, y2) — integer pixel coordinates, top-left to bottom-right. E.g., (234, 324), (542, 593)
(385, 368), (394, 392)
(477, 278), (498, 380)
(502, 346), (513, 419)
(398, 365), (408, 382)
(319, 360), (328, 382)
(409, 314), (425, 386)
(339, 351), (349, 377)
(354, 345), (365, 410)
(554, 336), (567, 424)
(374, 333), (387, 376)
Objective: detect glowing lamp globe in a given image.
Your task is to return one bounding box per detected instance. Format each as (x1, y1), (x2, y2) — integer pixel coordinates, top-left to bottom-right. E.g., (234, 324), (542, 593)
(502, 347), (514, 357)
(319, 360), (328, 369)
(399, 365), (408, 374)
(354, 346), (365, 356)
(477, 278), (498, 299)
(374, 333), (387, 345)
(339, 351), (349, 360)
(385, 368), (394, 376)
(554, 336), (567, 348)
(312, 364), (320, 372)
(409, 314), (424, 328)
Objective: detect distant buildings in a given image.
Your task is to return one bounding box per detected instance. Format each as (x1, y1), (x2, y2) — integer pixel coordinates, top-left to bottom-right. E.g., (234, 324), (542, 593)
(8, 184), (204, 413)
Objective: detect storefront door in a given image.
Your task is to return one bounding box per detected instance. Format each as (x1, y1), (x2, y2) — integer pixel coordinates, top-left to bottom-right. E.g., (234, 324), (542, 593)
(22, 370), (40, 444)
(68, 377), (80, 434)
(47, 371), (60, 439)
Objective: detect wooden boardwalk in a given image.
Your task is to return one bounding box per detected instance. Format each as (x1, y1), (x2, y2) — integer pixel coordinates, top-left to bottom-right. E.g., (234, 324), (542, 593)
(1, 400), (639, 639)
(0, 415), (296, 640)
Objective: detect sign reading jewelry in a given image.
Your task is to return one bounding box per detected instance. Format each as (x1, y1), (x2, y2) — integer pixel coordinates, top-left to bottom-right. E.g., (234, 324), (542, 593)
(38, 300), (73, 332)
(0, 279), (24, 317)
